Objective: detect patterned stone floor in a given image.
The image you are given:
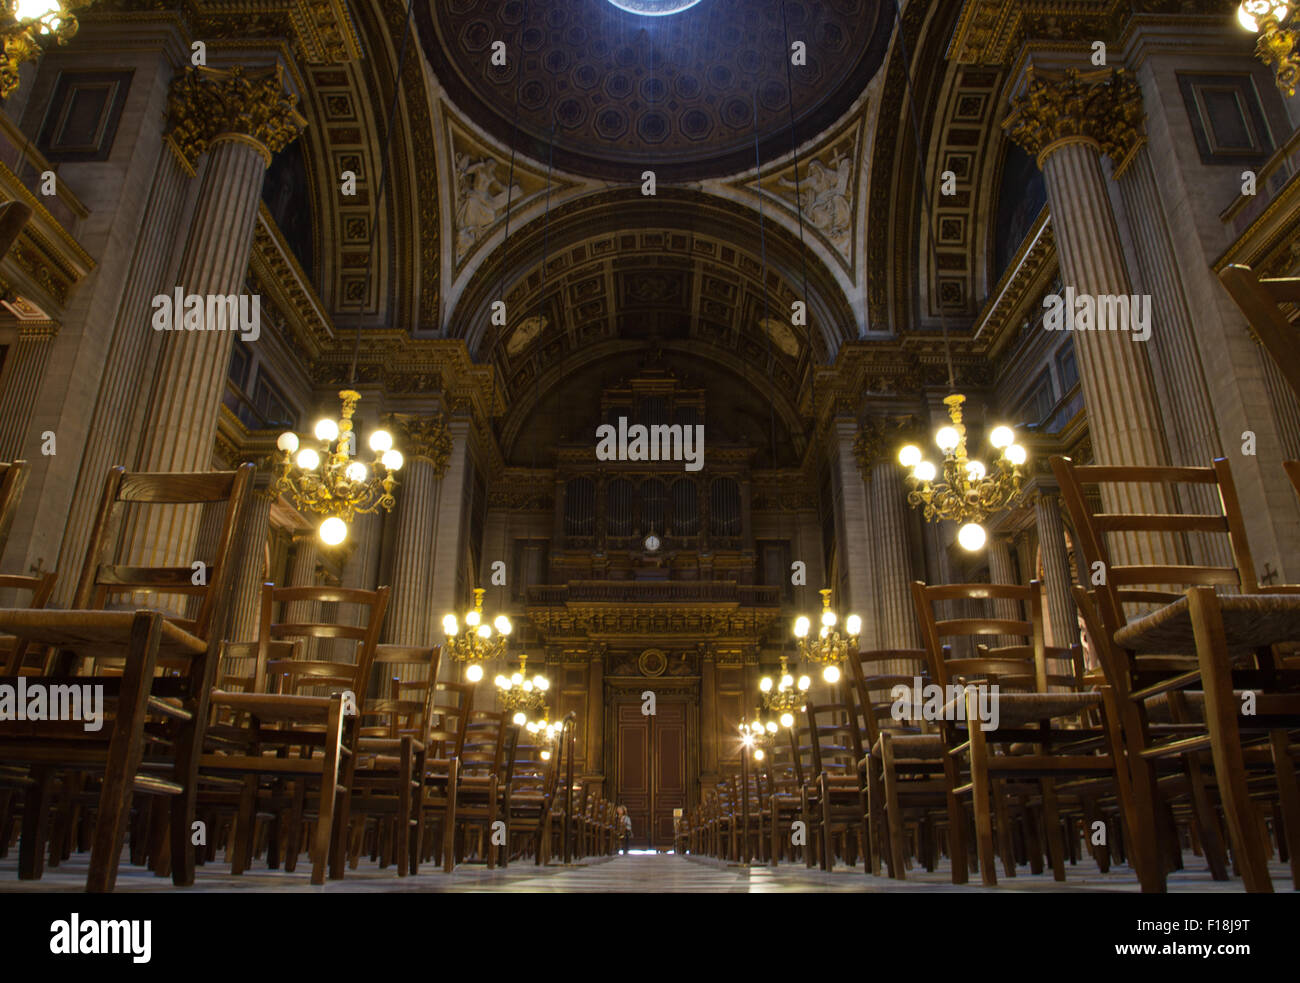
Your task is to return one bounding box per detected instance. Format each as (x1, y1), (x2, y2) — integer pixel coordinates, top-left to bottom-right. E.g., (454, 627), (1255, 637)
(0, 849), (1287, 892)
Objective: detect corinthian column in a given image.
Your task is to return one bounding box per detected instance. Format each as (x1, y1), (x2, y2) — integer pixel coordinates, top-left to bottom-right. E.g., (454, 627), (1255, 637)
(1034, 490), (1080, 651)
(0, 322), (58, 461)
(986, 535), (1021, 649)
(384, 414), (452, 646)
(1004, 67), (1178, 567)
(832, 418), (876, 648)
(857, 418), (922, 666)
(229, 473), (276, 643)
(125, 65), (306, 572)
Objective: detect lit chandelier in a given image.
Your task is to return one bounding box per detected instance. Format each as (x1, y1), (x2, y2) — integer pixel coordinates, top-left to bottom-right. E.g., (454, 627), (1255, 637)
(443, 588), (512, 682)
(1237, 2), (1300, 94)
(793, 589), (861, 684)
(739, 712), (778, 760)
(275, 389), (404, 545)
(495, 653), (551, 726)
(2, 2), (91, 100)
(897, 394), (1027, 552)
(758, 655), (811, 728)
(525, 717), (563, 761)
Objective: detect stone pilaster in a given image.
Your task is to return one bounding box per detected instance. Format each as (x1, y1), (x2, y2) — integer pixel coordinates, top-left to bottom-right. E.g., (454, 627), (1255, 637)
(1034, 490), (1080, 651)
(831, 417), (876, 645)
(429, 420), (472, 648)
(54, 139), (192, 605)
(986, 535), (1021, 649)
(1005, 67), (1179, 567)
(125, 65), (306, 572)
(384, 413), (452, 646)
(229, 473), (276, 643)
(284, 533), (320, 623)
(0, 322), (58, 461)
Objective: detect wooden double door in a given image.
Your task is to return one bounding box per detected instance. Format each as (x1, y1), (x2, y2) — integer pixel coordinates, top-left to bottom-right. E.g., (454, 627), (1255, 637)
(611, 695), (692, 849)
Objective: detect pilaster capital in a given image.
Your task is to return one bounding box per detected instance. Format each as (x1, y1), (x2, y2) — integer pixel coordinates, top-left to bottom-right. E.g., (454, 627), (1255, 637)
(853, 414), (926, 479)
(1003, 67), (1145, 175)
(388, 412), (453, 475)
(165, 64), (307, 173)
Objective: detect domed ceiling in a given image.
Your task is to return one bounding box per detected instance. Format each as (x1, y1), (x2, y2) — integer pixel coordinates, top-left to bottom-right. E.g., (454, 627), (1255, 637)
(416, 0), (892, 182)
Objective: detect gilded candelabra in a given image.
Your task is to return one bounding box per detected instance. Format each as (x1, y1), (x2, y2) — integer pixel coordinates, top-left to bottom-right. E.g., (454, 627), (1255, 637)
(494, 654), (551, 726)
(758, 656), (811, 728)
(275, 389), (403, 545)
(1238, 2), (1300, 95)
(739, 712), (779, 760)
(793, 589), (861, 685)
(1, 2), (93, 101)
(443, 588), (512, 682)
(897, 394), (1027, 552)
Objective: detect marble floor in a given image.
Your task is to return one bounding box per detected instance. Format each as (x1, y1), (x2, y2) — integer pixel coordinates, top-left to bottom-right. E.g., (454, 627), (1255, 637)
(0, 849), (1286, 892)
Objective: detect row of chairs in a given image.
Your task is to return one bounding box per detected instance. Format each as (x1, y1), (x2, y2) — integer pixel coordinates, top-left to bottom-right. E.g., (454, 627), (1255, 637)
(677, 454), (1300, 892)
(0, 460), (614, 889)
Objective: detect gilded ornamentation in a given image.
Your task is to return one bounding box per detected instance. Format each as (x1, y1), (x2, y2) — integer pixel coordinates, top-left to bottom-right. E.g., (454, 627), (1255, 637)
(1003, 67), (1145, 173)
(165, 64), (308, 171)
(390, 413), (453, 475)
(0, 1), (93, 101)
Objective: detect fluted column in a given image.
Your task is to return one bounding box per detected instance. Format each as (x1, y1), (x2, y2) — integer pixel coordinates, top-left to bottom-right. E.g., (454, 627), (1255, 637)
(54, 139), (192, 605)
(831, 418), (876, 645)
(858, 418), (922, 665)
(125, 65), (306, 572)
(229, 477), (275, 643)
(384, 414), (452, 646)
(986, 535), (1021, 649)
(429, 420), (472, 635)
(1035, 491), (1080, 651)
(0, 322), (58, 460)
(1005, 67), (1178, 567)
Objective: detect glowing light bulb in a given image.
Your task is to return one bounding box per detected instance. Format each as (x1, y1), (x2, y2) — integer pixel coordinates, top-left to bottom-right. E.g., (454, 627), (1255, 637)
(822, 609), (837, 628)
(965, 460), (986, 481)
(780, 712), (794, 728)
(823, 664), (841, 684)
(541, 750), (551, 761)
(314, 419), (339, 442)
(913, 461), (937, 483)
(958, 522), (987, 551)
(798, 675), (811, 691)
(466, 664), (483, 682)
(527, 721), (539, 733)
(1005, 444), (1027, 466)
(513, 712), (527, 726)
(898, 444), (922, 468)
(936, 426), (961, 453)
(369, 430), (393, 452)
(495, 675), (508, 689)
(793, 616), (810, 638)
(277, 431), (299, 453)
(760, 677), (773, 693)
(1239, 1), (1290, 32)
(494, 615), (512, 635)
(296, 448), (320, 470)
(990, 425), (1015, 449)
(465, 610), (481, 627)
(345, 462), (368, 483)
(846, 614), (861, 637)
(476, 624), (491, 639)
(766, 721), (778, 734)
(382, 450), (404, 471)
(754, 749), (765, 761)
(780, 673), (794, 690)
(536, 676), (549, 691)
(819, 625), (829, 639)
(443, 615), (459, 636)
(319, 516), (347, 545)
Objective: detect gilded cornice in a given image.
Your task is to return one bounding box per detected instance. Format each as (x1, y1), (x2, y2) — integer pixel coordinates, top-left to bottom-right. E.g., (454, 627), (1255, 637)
(250, 202), (333, 363)
(0, 162), (94, 312)
(1003, 66), (1146, 173)
(165, 63), (307, 171)
(972, 208), (1058, 356)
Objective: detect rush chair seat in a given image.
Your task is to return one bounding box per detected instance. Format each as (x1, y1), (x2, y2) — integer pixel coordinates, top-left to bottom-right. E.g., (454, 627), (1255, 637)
(1054, 454), (1300, 894)
(0, 463), (253, 891)
(911, 579), (1133, 888)
(198, 581), (390, 886)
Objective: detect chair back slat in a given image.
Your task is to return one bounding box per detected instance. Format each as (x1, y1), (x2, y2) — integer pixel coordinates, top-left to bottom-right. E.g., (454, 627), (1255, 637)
(0, 459), (30, 557)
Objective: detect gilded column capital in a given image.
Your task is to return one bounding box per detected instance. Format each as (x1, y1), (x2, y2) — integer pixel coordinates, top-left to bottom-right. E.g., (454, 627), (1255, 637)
(388, 412), (453, 475)
(1003, 67), (1145, 176)
(854, 414), (926, 479)
(165, 64), (307, 173)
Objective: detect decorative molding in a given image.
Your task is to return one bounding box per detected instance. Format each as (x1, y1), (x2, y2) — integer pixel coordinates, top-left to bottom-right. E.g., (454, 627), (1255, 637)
(389, 412), (453, 474)
(1003, 67), (1146, 174)
(165, 64), (308, 171)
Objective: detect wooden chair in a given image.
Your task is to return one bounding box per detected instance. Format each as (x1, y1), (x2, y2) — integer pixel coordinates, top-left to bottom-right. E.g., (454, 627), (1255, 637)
(346, 644), (441, 876)
(417, 679), (474, 872)
(1218, 264), (1300, 402)
(453, 709), (512, 867)
(0, 463), (253, 891)
(846, 648), (957, 880)
(804, 697), (869, 872)
(761, 726), (805, 865)
(0, 459), (30, 560)
(1053, 454), (1300, 892)
(198, 581), (390, 885)
(910, 579), (1130, 886)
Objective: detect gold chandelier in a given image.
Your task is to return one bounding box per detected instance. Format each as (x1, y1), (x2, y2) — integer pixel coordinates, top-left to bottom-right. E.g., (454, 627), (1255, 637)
(525, 716), (563, 761)
(2, 2), (90, 100)
(1237, 1), (1300, 94)
(739, 712), (779, 760)
(758, 656), (811, 728)
(442, 588), (512, 682)
(275, 389), (403, 545)
(792, 589), (861, 684)
(897, 394), (1027, 552)
(494, 653), (551, 726)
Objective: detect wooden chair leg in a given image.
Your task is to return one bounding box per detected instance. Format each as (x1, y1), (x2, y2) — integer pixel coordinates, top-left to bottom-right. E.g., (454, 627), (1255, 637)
(1102, 684), (1168, 892)
(18, 766), (54, 880)
(941, 750), (969, 885)
(1268, 729), (1300, 890)
(1187, 587), (1272, 893)
(880, 736), (907, 880)
(1039, 780), (1066, 881)
(310, 698), (345, 887)
(968, 722), (997, 887)
(88, 612), (163, 893)
(993, 779), (1017, 879)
